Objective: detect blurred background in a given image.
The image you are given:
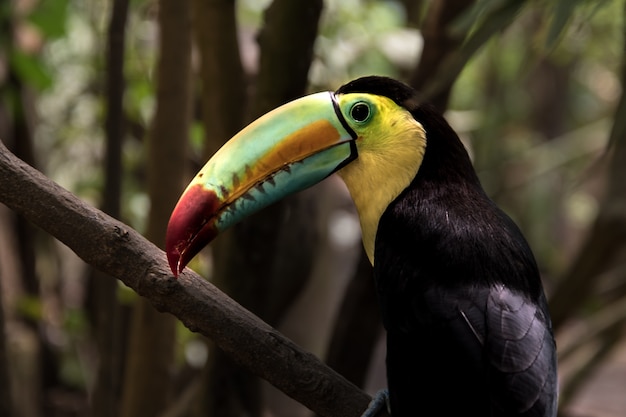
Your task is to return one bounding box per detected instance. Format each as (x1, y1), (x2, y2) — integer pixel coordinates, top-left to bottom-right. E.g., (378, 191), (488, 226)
(0, 0), (625, 416)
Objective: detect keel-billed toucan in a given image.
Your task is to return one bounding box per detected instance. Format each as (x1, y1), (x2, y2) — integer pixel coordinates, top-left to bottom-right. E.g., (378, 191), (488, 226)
(166, 76), (557, 417)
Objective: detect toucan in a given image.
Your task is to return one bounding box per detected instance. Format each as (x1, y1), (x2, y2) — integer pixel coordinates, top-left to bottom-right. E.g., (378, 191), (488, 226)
(165, 76), (558, 417)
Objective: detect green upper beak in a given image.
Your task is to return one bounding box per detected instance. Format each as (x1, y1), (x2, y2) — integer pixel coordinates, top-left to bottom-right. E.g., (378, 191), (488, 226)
(165, 91), (358, 276)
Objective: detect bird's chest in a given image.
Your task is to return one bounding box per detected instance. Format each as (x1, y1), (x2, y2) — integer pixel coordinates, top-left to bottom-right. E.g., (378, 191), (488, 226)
(374, 267), (477, 334)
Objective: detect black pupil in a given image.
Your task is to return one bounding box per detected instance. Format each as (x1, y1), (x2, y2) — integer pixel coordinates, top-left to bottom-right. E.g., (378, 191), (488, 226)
(351, 103), (370, 122)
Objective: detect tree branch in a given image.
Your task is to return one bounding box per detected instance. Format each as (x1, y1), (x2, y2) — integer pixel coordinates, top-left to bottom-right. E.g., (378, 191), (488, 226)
(410, 0), (474, 110)
(0, 140), (375, 417)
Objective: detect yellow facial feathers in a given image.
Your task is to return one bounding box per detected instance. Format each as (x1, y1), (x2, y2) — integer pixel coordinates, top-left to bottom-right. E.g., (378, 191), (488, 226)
(335, 94), (427, 264)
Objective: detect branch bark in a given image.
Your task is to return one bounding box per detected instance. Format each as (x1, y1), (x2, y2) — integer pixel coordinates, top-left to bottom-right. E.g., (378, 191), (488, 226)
(0, 140), (375, 417)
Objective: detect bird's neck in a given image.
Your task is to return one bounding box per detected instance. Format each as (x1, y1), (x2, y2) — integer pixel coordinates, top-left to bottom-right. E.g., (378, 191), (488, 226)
(337, 127), (426, 265)
(375, 172), (542, 298)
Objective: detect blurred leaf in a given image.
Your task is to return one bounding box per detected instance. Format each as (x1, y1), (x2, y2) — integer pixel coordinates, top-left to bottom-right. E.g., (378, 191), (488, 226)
(117, 283), (138, 305)
(460, 0), (526, 53)
(190, 120), (205, 157)
(546, 0), (583, 48)
(27, 0), (69, 39)
(64, 308), (89, 336)
(10, 49), (53, 90)
(546, 0), (612, 49)
(16, 295), (43, 321)
(423, 0), (525, 101)
(59, 352), (87, 389)
(451, 0), (519, 35)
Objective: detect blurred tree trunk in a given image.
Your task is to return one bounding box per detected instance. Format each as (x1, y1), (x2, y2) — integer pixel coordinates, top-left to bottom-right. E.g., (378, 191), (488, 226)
(400, 0), (428, 28)
(90, 1), (129, 416)
(9, 125), (38, 305)
(0, 8), (56, 416)
(192, 0), (323, 415)
(323, 250), (380, 388)
(119, 1), (192, 416)
(526, 58), (572, 139)
(249, 0), (323, 119)
(0, 275), (12, 417)
(2, 84), (48, 417)
(193, 0), (246, 160)
(409, 0), (474, 111)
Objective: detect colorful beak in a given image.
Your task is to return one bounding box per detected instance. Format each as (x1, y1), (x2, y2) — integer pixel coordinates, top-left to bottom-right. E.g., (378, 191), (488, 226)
(165, 91), (358, 276)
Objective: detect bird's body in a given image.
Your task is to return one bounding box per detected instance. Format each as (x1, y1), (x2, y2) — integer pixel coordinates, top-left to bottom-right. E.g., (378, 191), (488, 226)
(333, 78), (557, 416)
(372, 98), (557, 416)
(376, 145), (557, 416)
(166, 76), (558, 417)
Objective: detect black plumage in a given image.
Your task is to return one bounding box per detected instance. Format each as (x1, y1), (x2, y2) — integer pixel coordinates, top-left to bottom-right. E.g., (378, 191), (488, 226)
(337, 77), (557, 416)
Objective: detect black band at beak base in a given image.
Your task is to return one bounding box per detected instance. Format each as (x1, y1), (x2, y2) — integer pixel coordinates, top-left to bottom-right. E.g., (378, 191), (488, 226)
(330, 92), (359, 172)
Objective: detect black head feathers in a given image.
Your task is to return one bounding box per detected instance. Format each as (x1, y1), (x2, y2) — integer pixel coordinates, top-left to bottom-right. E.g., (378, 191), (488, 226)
(336, 76), (422, 112)
(338, 76), (476, 184)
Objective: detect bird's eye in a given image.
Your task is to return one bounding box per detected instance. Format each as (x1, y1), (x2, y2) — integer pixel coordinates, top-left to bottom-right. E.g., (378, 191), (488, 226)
(350, 102), (371, 123)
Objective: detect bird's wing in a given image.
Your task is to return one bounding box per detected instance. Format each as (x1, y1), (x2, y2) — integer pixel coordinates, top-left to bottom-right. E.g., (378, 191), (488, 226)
(450, 284), (557, 415)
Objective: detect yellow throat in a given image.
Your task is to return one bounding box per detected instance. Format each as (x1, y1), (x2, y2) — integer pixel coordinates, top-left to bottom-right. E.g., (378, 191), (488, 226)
(335, 95), (426, 265)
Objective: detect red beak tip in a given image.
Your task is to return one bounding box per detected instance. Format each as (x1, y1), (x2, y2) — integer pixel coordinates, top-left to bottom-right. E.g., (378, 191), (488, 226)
(166, 184), (222, 278)
(166, 249), (181, 278)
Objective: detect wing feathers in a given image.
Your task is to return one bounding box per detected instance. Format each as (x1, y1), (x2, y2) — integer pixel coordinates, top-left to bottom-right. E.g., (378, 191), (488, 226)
(436, 283), (556, 415)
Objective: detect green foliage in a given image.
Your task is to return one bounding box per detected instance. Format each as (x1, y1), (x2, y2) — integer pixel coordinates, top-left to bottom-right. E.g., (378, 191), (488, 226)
(306, 0), (418, 87)
(546, 0), (612, 49)
(424, 0), (528, 100)
(8, 0), (69, 92)
(16, 295), (43, 322)
(447, 0), (622, 280)
(452, 0), (526, 35)
(10, 49), (53, 90)
(59, 308), (90, 389)
(27, 0), (69, 39)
